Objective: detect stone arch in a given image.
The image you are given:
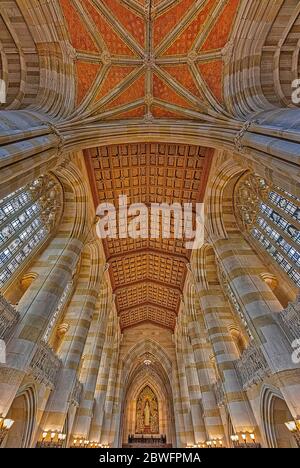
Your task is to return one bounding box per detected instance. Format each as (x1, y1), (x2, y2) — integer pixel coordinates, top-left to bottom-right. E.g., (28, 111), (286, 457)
(3, 384), (37, 448)
(120, 339), (176, 446)
(260, 385), (297, 448)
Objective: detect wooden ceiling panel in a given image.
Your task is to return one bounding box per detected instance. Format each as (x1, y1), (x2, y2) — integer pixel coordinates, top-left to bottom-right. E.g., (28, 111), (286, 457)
(85, 142), (212, 329)
(119, 305), (177, 330)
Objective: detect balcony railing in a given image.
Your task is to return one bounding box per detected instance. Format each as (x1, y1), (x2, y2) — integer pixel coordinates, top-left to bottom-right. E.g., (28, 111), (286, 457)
(276, 295), (300, 344)
(30, 341), (61, 388)
(0, 294), (19, 340)
(234, 343), (270, 390)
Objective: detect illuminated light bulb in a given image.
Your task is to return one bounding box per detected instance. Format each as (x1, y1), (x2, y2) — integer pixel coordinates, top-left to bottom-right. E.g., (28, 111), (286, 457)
(51, 432), (56, 440)
(285, 421), (297, 433)
(3, 419), (14, 430)
(42, 432), (48, 440)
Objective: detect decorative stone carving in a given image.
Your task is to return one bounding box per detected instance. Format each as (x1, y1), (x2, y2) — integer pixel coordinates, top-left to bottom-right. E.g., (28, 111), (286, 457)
(187, 51), (198, 65)
(0, 294), (19, 341)
(101, 51), (111, 66)
(234, 172), (269, 229)
(69, 377), (83, 408)
(276, 295), (300, 344)
(233, 343), (270, 390)
(221, 40), (234, 65)
(144, 94), (154, 106)
(30, 342), (61, 389)
(234, 120), (257, 152)
(213, 379), (225, 407)
(260, 272), (278, 291)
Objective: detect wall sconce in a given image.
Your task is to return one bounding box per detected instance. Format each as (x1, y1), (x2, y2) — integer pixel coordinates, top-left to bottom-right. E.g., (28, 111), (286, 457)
(36, 431), (66, 448)
(0, 417), (14, 444)
(71, 438), (107, 448)
(201, 439), (224, 449)
(285, 420), (300, 448)
(230, 433), (260, 448)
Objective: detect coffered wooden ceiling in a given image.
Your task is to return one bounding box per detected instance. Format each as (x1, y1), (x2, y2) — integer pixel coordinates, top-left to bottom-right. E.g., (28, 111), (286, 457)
(61, 0), (240, 120)
(85, 143), (213, 330)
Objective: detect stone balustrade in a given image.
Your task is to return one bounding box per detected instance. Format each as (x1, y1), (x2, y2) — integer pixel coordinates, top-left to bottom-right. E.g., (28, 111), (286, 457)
(276, 295), (300, 344)
(0, 293), (19, 341)
(30, 341), (62, 388)
(234, 343), (270, 390)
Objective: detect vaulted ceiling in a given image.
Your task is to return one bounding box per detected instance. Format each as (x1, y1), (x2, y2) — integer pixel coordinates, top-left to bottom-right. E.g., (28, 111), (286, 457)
(85, 143), (213, 329)
(62, 0), (239, 329)
(61, 0), (240, 120)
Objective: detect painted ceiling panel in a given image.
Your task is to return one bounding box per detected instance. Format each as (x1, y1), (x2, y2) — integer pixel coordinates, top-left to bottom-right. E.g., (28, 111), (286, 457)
(61, 0), (240, 117)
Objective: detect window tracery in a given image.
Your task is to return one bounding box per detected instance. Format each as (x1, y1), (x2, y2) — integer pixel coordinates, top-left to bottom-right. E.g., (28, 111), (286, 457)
(0, 175), (62, 288)
(235, 173), (300, 287)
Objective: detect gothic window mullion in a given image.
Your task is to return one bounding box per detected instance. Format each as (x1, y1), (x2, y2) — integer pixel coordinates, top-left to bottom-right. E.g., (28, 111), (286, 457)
(0, 224), (48, 282)
(0, 175), (62, 290)
(0, 191), (41, 232)
(254, 219), (300, 268)
(235, 173), (300, 289)
(256, 213), (300, 261)
(0, 205), (43, 251)
(259, 203), (300, 247)
(267, 194), (299, 226)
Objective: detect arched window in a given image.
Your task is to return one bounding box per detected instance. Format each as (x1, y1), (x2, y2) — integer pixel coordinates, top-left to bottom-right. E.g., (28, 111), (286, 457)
(235, 173), (300, 287)
(0, 175), (62, 289)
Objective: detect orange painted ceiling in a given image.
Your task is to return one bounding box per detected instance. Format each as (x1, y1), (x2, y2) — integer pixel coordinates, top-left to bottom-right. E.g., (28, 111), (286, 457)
(61, 0), (240, 120)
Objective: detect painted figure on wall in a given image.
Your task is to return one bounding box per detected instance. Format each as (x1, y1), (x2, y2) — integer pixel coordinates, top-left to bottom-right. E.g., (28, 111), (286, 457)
(135, 386), (159, 434)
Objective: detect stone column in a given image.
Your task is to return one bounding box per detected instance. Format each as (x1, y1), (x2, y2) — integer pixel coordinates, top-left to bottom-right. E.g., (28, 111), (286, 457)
(188, 315), (225, 442)
(0, 236), (82, 416)
(100, 334), (120, 446)
(71, 280), (110, 440)
(178, 312), (207, 445)
(0, 110), (63, 199)
(192, 264), (258, 434)
(171, 362), (186, 448)
(89, 311), (116, 443)
(40, 243), (105, 432)
(213, 236), (300, 418)
(175, 330), (195, 446)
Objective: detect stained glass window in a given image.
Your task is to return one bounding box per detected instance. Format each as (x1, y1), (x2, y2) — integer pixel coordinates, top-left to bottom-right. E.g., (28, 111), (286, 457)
(236, 174), (300, 287)
(0, 176), (61, 289)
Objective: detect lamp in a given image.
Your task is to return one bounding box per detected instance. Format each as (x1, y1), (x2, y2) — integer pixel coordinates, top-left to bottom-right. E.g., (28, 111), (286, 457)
(0, 416), (14, 444)
(285, 420), (300, 448)
(71, 438), (101, 449)
(36, 431), (67, 448)
(231, 432), (261, 449)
